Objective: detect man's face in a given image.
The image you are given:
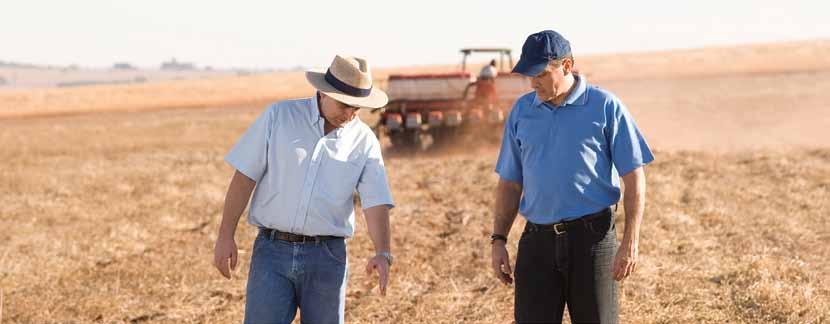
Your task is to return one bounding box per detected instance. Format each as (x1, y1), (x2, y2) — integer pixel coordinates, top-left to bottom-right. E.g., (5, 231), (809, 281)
(531, 59), (571, 102)
(320, 94), (360, 128)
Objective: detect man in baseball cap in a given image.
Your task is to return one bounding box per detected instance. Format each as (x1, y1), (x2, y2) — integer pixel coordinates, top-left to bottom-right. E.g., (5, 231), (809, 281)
(214, 55), (395, 324)
(491, 30), (655, 323)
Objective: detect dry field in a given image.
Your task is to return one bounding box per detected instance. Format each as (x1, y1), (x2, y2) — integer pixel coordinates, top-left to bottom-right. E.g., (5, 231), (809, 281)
(1, 41), (829, 323)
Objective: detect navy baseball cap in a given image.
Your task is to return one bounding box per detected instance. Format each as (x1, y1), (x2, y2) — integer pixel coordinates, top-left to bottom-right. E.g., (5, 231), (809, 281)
(512, 30), (572, 77)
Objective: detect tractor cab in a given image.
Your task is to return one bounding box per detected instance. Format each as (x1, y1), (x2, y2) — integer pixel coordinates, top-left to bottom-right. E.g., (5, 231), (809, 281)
(459, 48), (514, 74)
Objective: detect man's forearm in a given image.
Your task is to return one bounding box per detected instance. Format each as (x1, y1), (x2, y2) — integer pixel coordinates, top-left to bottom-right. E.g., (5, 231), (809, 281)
(494, 179), (523, 236)
(621, 168), (646, 244)
(218, 171), (256, 238)
(364, 205), (391, 253)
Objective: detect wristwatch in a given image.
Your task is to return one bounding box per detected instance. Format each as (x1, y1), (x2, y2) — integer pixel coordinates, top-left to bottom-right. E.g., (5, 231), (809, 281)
(376, 251), (394, 266)
(490, 233), (508, 244)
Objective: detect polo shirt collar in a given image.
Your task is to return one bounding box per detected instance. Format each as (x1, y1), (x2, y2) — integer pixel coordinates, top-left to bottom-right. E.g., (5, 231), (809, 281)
(533, 74), (589, 109)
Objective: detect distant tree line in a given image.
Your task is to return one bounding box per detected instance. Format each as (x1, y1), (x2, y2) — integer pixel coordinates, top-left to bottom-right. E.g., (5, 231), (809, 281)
(0, 60), (48, 69)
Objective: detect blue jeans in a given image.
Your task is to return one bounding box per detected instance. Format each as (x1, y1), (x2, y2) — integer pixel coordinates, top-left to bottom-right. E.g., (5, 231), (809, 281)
(244, 230), (348, 324)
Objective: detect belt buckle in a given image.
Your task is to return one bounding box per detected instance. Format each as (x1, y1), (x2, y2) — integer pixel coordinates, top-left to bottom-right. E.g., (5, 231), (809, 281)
(295, 233), (317, 243)
(294, 234), (308, 243)
(553, 223), (566, 235)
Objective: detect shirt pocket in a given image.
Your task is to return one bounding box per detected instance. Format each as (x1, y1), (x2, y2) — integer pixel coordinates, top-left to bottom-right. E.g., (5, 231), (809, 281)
(320, 157), (364, 201)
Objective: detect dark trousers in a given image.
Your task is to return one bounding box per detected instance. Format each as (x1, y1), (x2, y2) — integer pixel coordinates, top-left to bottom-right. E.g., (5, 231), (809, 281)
(515, 208), (619, 324)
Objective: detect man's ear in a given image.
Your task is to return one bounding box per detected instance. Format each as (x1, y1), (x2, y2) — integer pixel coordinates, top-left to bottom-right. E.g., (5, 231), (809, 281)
(563, 58), (574, 76)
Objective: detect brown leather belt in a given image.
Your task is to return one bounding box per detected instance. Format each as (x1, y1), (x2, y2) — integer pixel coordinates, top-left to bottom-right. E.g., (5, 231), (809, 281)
(260, 228), (342, 243)
(525, 207), (612, 235)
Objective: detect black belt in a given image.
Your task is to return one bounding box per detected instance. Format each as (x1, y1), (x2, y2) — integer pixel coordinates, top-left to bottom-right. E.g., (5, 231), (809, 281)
(525, 207), (611, 235)
(260, 228), (342, 243)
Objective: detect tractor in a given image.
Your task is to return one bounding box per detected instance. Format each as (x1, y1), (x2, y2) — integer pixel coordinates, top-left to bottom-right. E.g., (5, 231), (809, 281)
(376, 48), (531, 150)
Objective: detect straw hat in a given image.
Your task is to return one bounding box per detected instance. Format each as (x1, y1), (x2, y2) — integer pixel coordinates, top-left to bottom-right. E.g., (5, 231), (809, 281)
(306, 55), (388, 109)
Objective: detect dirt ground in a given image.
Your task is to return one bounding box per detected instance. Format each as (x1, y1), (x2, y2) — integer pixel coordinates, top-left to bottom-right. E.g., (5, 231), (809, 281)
(1, 41), (829, 323)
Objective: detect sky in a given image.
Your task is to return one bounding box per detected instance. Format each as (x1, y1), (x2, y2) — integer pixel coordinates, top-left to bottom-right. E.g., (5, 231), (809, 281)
(2, 0), (829, 70)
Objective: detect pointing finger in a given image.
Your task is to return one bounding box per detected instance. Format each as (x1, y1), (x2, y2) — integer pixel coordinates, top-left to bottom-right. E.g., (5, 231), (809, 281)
(378, 265), (389, 296)
(230, 250), (238, 271)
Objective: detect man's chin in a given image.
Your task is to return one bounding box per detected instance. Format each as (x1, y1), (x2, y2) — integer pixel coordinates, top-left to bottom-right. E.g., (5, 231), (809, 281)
(337, 118), (356, 127)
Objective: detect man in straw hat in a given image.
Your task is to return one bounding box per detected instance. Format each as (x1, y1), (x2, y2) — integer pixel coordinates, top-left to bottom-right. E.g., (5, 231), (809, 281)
(213, 55), (395, 324)
(490, 30), (654, 323)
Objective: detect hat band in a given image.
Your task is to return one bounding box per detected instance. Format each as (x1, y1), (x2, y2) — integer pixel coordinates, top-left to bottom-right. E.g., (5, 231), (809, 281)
(325, 69), (372, 97)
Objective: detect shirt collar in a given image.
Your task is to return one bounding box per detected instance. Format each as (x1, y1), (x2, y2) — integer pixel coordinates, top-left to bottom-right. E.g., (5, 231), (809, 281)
(532, 74), (589, 109)
(309, 93), (322, 126)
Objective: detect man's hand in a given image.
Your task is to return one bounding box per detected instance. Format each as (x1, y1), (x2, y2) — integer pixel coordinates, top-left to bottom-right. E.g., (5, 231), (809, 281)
(366, 255), (390, 296)
(612, 239), (638, 281)
(213, 236), (238, 279)
(491, 242), (513, 285)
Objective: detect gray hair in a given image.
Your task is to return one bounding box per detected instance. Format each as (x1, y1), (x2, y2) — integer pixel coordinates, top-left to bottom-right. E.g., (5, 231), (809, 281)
(549, 53), (574, 68)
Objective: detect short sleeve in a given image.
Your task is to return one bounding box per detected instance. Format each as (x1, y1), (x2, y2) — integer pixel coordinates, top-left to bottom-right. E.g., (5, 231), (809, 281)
(495, 101), (524, 183)
(606, 99), (655, 176)
(356, 135), (395, 209)
(224, 106), (275, 182)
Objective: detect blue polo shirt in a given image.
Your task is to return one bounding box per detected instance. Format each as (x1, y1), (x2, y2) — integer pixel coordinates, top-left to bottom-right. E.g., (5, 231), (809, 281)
(495, 75), (654, 224)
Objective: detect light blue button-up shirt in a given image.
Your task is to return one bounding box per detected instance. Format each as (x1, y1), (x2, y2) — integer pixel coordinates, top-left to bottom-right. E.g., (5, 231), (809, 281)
(495, 75), (654, 224)
(225, 95), (394, 237)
